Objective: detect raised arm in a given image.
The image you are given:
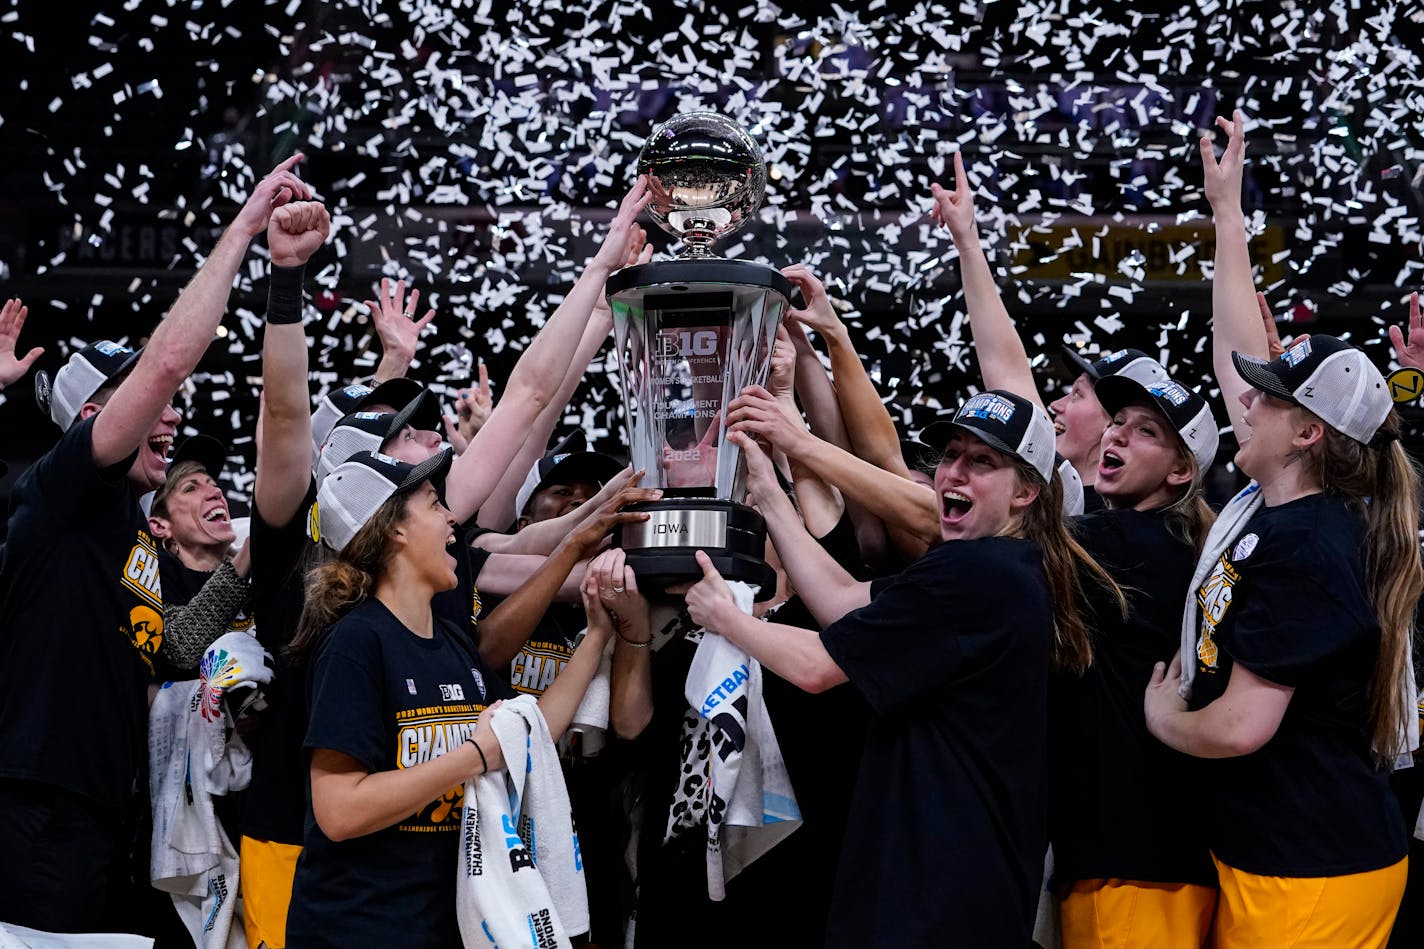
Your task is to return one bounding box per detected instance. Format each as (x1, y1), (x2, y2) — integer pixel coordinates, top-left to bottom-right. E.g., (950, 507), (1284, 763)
(532, 582), (615, 740)
(368, 279), (436, 385)
(1388, 292), (1424, 371)
(93, 156), (310, 468)
(1203, 110), (1268, 436)
(594, 550), (655, 740)
(0, 297), (44, 391)
(473, 467), (651, 556)
(444, 177), (651, 523)
(790, 323), (891, 563)
(929, 151), (1043, 409)
(474, 479), (654, 669)
(442, 361), (494, 455)
(475, 309), (617, 530)
(781, 266), (906, 474)
(765, 325), (843, 538)
(728, 387), (939, 551)
(254, 199), (331, 527)
(477, 227), (648, 528)
(732, 432), (871, 627)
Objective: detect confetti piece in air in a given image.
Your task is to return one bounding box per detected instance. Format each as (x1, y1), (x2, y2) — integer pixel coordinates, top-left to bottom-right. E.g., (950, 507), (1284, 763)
(1, 0), (1422, 489)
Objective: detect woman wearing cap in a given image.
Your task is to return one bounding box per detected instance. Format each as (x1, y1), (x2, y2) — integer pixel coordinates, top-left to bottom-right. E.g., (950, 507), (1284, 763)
(687, 390), (1123, 947)
(1047, 371), (1223, 947)
(283, 449), (613, 947)
(929, 153), (1172, 512)
(147, 434), (253, 678)
(1143, 112), (1420, 948)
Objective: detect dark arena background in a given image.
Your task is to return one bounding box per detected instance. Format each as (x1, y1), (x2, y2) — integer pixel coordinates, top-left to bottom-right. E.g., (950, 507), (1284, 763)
(0, 0), (1421, 516)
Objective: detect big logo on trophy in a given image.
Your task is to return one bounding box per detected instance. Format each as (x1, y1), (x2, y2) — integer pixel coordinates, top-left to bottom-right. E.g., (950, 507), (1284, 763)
(605, 112), (803, 598)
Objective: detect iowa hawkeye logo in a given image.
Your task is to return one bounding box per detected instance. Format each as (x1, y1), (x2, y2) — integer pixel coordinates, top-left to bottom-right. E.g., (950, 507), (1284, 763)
(120, 529), (164, 672)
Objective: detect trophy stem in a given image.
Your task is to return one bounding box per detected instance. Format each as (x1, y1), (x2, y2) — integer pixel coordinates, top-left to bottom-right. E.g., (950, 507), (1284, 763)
(678, 232), (716, 257)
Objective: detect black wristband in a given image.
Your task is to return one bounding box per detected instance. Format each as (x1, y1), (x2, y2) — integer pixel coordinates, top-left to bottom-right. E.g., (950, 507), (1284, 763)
(266, 264), (306, 324)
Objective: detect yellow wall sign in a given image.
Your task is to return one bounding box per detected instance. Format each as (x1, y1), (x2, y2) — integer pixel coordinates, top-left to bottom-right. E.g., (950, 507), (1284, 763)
(1008, 221), (1286, 285)
(1387, 368), (1424, 404)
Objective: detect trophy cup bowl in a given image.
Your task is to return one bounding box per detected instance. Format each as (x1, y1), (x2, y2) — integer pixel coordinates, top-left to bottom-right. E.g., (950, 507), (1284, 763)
(638, 112), (767, 259)
(606, 113), (801, 598)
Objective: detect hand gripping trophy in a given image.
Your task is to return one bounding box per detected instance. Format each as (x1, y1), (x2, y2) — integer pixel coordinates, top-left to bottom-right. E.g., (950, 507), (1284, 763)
(605, 112), (802, 597)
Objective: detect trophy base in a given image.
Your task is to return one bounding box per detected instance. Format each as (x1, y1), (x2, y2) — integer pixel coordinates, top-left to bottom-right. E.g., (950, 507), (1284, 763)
(613, 499), (777, 600)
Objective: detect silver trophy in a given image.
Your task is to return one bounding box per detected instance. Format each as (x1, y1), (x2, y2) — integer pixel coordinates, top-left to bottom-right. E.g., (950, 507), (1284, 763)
(606, 112), (801, 596)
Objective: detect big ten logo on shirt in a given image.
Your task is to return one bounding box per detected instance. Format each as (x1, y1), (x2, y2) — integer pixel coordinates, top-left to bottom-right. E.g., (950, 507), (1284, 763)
(120, 528), (164, 672)
(395, 693), (484, 833)
(509, 639), (573, 696)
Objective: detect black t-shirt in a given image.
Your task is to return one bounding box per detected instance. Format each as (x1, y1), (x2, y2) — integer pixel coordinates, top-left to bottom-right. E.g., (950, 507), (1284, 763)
(286, 599), (514, 948)
(820, 536), (1051, 948)
(241, 479), (320, 843)
(629, 513), (872, 949)
(1190, 493), (1407, 876)
(0, 416), (158, 807)
(1049, 509), (1214, 886)
(243, 482), (484, 845)
(1081, 484), (1107, 513)
(466, 535), (582, 697)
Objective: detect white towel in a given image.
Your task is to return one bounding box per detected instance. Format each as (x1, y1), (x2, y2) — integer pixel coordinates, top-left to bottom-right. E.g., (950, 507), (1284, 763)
(1178, 482), (1263, 702)
(1398, 662), (1421, 770)
(0, 923), (153, 948)
(456, 696), (588, 948)
(681, 581), (802, 901)
(566, 639), (612, 757)
(148, 679), (246, 949)
(196, 630), (272, 779)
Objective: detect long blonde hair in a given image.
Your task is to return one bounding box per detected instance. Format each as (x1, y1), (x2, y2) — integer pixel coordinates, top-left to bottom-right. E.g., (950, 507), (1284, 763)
(1304, 410), (1422, 759)
(1013, 463), (1127, 673)
(287, 492), (410, 664)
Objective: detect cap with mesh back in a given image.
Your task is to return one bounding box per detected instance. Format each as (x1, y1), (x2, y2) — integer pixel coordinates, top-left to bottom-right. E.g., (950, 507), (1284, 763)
(1231, 335), (1392, 445)
(513, 434), (626, 520)
(309, 377), (427, 462)
(316, 389), (440, 486)
(1056, 453), (1085, 516)
(36, 341), (143, 430)
(316, 448), (454, 553)
(1094, 374), (1221, 472)
(918, 390), (1057, 481)
(1060, 346), (1170, 387)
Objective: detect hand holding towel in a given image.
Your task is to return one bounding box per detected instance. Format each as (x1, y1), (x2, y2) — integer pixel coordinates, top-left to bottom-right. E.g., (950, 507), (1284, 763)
(679, 580), (802, 900)
(456, 695), (588, 948)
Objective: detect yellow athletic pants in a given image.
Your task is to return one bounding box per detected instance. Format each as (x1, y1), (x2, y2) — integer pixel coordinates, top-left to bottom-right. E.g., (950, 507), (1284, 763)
(239, 836), (302, 949)
(1059, 878), (1217, 949)
(1212, 854), (1408, 949)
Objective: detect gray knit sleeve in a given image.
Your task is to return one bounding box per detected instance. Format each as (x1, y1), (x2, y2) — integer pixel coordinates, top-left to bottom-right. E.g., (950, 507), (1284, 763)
(158, 559), (254, 673)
